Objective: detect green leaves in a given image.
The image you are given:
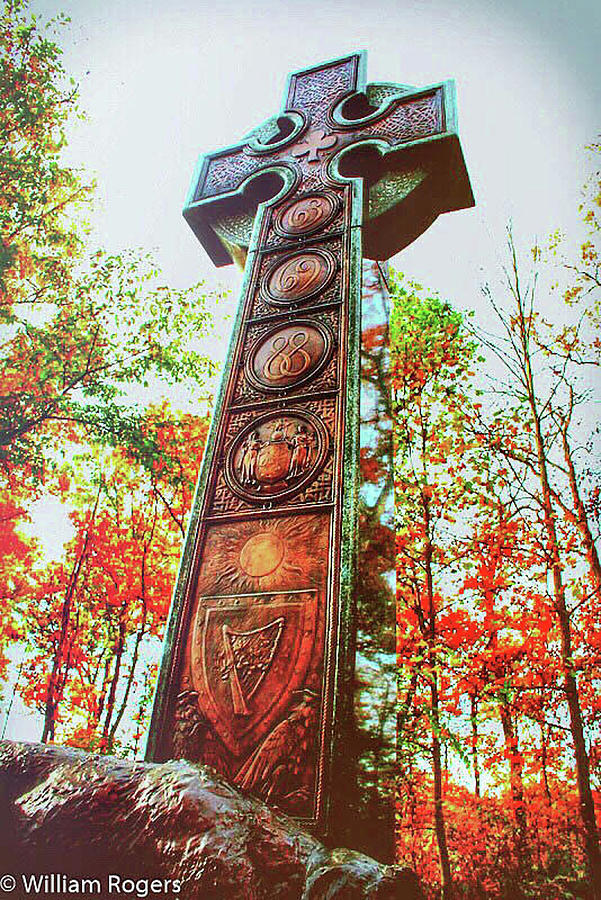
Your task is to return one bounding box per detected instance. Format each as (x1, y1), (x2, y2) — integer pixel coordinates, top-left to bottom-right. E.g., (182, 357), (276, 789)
(0, 1), (221, 755)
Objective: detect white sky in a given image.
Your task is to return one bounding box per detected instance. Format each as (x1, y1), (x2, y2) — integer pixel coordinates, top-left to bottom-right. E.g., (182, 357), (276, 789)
(28, 0), (601, 318)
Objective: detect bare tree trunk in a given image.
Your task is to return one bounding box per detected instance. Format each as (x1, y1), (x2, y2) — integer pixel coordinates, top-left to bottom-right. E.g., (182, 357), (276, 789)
(499, 697), (531, 874)
(557, 396), (601, 593)
(101, 614), (126, 744)
(531, 418), (601, 896)
(422, 487), (454, 900)
(540, 719), (552, 807)
(469, 692), (481, 798)
(106, 511), (157, 750)
(41, 489), (100, 743)
(108, 595), (147, 749)
(431, 675), (454, 900)
(96, 653), (112, 727)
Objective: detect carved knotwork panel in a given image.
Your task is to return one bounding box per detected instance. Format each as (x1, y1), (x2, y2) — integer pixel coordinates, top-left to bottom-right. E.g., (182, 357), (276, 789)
(197, 148), (266, 201)
(296, 163), (334, 192)
(355, 91), (443, 145)
(193, 86), (441, 209)
(286, 56), (360, 124)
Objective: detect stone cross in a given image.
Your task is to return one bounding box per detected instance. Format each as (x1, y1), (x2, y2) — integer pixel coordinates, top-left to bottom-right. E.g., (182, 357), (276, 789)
(146, 52), (473, 845)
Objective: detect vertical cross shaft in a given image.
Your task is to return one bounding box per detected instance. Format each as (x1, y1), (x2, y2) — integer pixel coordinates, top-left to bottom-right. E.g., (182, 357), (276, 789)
(146, 52), (473, 844)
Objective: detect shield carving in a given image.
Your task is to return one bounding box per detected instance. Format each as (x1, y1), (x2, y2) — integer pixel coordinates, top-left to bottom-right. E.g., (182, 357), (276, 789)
(191, 589), (318, 758)
(256, 441), (292, 484)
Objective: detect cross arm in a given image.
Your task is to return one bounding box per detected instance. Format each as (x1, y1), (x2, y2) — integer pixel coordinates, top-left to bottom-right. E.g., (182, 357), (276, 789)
(182, 133), (296, 267)
(330, 78), (474, 258)
(183, 53), (474, 266)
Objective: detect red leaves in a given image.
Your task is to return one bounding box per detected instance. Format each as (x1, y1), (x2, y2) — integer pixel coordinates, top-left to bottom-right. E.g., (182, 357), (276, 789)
(390, 267), (601, 895)
(359, 447), (385, 483)
(2, 406), (209, 752)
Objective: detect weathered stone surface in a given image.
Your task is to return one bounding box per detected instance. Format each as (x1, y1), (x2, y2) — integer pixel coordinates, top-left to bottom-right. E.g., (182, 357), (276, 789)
(0, 740), (422, 899)
(149, 53), (473, 847)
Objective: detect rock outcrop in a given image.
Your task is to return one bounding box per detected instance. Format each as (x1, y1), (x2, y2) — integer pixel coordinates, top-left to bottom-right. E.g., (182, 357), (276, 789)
(0, 740), (422, 899)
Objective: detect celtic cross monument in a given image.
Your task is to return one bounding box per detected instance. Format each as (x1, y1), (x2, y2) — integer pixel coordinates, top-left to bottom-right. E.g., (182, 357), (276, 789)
(146, 52), (473, 847)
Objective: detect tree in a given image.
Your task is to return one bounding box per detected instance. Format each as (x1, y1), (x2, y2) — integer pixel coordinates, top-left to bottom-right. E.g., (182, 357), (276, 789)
(0, 0), (220, 751)
(17, 407), (208, 750)
(477, 221), (601, 896)
(391, 276), (486, 900)
(390, 144), (601, 898)
(0, 0), (218, 482)
(391, 247), (599, 897)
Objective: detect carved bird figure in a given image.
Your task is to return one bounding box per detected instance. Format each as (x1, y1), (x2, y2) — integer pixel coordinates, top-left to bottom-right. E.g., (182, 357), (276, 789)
(172, 689), (230, 776)
(235, 689), (319, 807)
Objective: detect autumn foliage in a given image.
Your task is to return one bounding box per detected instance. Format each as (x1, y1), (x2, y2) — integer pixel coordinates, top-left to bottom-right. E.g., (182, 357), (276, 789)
(0, 1), (217, 753)
(390, 157), (601, 898)
(0, 3), (599, 899)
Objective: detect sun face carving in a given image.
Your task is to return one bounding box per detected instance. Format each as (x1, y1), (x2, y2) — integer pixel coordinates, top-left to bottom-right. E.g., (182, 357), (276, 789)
(239, 532), (285, 577)
(195, 516), (328, 597)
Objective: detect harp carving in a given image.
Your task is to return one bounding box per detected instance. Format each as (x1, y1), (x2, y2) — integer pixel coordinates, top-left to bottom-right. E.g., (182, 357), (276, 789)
(221, 617), (285, 716)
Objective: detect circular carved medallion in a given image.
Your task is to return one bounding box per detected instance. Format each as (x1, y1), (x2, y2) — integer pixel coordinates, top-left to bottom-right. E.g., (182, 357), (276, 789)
(246, 320), (333, 393)
(261, 249), (336, 307)
(224, 409), (329, 504)
(274, 193), (339, 238)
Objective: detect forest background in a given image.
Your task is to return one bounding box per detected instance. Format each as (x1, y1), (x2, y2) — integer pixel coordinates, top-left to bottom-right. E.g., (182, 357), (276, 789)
(0, 1), (599, 899)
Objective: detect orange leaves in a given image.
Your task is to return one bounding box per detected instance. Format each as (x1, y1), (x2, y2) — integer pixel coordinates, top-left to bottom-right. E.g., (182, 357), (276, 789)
(0, 1), (216, 755)
(389, 268), (600, 895)
(391, 152), (601, 894)
(5, 401), (209, 750)
(359, 447), (385, 483)
(581, 240), (596, 264)
(362, 323), (386, 351)
(397, 769), (587, 897)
